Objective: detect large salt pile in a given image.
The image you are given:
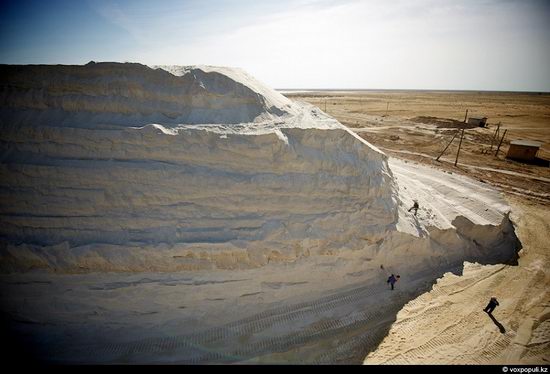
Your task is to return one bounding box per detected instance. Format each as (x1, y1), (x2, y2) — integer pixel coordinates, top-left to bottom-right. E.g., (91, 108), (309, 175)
(0, 62), (398, 273)
(0, 63), (520, 363)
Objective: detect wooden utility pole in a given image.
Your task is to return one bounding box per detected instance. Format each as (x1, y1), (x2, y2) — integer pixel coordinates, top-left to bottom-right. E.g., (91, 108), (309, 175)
(495, 129), (507, 157)
(454, 128), (465, 166)
(436, 131), (459, 162)
(489, 122), (501, 152)
(464, 109), (469, 123)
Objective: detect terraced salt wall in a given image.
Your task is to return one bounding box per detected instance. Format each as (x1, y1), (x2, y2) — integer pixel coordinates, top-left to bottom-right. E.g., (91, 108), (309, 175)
(0, 63), (519, 276)
(0, 63), (398, 273)
(0, 63), (295, 127)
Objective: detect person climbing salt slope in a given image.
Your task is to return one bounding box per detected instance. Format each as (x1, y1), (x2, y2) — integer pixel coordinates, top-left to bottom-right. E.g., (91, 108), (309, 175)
(408, 200), (419, 216)
(483, 297), (499, 314)
(387, 274), (400, 290)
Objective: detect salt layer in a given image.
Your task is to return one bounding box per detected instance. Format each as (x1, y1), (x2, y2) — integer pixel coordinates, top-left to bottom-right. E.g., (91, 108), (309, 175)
(0, 62), (517, 280)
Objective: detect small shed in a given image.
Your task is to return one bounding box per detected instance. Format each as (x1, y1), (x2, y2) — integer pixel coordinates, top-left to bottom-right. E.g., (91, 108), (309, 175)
(467, 117), (488, 127)
(506, 140), (543, 162)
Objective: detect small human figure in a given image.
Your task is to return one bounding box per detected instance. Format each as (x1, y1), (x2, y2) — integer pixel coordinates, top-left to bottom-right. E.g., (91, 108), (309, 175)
(408, 201), (419, 216)
(387, 274), (400, 290)
(483, 297), (499, 314)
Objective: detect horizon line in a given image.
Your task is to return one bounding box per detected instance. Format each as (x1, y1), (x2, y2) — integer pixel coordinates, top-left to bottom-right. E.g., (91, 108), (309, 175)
(276, 88), (550, 94)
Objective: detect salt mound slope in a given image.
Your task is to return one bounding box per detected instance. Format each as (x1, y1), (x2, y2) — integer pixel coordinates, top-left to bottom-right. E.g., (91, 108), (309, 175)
(0, 63), (517, 278)
(0, 62), (296, 127)
(0, 62), (396, 273)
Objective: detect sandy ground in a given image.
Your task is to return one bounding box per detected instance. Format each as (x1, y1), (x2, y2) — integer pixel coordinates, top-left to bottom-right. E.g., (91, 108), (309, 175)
(286, 90), (550, 364)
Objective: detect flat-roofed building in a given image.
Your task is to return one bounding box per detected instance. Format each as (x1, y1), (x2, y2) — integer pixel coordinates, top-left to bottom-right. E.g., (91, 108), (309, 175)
(467, 117), (488, 127)
(506, 140), (543, 162)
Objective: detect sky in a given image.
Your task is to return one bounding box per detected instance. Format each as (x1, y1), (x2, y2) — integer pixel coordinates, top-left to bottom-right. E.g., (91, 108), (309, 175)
(1, 0), (549, 91)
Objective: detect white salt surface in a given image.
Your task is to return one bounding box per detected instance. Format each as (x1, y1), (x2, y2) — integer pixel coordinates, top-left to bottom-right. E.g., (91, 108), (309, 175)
(0, 63), (520, 363)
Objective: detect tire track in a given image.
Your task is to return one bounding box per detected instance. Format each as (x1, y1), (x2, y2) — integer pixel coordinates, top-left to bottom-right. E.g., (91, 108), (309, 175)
(50, 261), (472, 364)
(390, 159), (505, 225)
(54, 291), (356, 361)
(58, 283), (406, 363)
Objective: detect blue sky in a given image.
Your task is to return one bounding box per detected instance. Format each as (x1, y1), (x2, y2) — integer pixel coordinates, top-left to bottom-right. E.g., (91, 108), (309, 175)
(1, 0), (549, 91)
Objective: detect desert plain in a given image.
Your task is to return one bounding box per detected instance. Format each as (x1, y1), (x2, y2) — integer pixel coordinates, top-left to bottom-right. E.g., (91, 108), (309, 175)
(287, 90), (550, 204)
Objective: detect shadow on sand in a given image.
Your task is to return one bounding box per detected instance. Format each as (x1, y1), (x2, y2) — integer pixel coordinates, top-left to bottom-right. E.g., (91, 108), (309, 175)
(487, 312), (506, 334)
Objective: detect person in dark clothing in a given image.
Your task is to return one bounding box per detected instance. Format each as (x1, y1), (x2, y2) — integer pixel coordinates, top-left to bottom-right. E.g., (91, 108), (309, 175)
(387, 274), (400, 290)
(483, 297), (499, 314)
(408, 201), (419, 216)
